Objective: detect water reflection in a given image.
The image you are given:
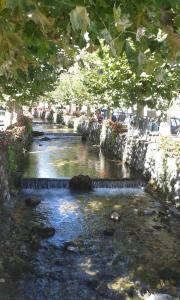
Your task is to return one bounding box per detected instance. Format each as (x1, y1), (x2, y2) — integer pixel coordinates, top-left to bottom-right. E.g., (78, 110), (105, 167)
(33, 124), (75, 134)
(24, 137), (133, 179)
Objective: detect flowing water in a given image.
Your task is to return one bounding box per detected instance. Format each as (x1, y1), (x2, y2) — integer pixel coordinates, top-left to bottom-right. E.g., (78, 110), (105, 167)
(0, 124), (180, 300)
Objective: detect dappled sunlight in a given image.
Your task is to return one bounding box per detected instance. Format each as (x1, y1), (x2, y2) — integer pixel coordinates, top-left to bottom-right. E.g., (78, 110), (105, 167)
(81, 258), (99, 276)
(107, 276), (134, 291)
(50, 160), (78, 167)
(24, 135), (133, 179)
(112, 204), (122, 210)
(2, 186), (180, 299)
(86, 200), (104, 212)
(80, 257), (92, 270)
(30, 150), (45, 154)
(58, 201), (79, 216)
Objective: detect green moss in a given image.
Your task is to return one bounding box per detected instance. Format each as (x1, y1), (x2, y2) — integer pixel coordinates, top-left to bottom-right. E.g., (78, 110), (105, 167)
(26, 122), (32, 135)
(7, 144), (17, 172)
(111, 131), (117, 145)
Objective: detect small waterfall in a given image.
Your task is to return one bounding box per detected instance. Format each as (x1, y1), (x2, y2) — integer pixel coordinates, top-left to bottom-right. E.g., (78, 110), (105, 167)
(43, 132), (82, 137)
(92, 179), (145, 189)
(21, 178), (145, 189)
(21, 178), (70, 189)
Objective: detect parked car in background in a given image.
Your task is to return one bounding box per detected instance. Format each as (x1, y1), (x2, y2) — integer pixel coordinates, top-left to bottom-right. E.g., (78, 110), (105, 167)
(171, 117), (180, 135)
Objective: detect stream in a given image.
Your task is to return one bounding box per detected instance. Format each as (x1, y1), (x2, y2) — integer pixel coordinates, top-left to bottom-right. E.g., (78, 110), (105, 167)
(0, 123), (180, 300)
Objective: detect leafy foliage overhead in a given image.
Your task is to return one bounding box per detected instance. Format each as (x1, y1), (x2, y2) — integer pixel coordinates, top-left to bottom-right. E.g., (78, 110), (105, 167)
(0, 0), (179, 105)
(48, 43), (179, 111)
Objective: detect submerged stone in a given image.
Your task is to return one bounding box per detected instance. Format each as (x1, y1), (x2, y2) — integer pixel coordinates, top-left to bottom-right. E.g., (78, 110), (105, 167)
(138, 209), (156, 216)
(25, 197), (41, 207)
(31, 226), (55, 239)
(169, 208), (180, 218)
(103, 228), (115, 236)
(143, 209), (156, 216)
(69, 175), (92, 191)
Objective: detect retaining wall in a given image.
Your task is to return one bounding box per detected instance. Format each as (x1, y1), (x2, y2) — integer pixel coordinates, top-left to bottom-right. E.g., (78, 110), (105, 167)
(77, 120), (180, 203)
(0, 151), (10, 202)
(0, 121), (32, 202)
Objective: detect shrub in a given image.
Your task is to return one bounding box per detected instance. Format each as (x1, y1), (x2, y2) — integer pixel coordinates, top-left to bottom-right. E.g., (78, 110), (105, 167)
(108, 120), (128, 133)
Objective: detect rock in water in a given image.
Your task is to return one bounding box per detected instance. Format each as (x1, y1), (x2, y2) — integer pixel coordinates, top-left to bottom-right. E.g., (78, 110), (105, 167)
(140, 293), (179, 300)
(110, 211), (121, 221)
(25, 197), (41, 207)
(63, 241), (79, 253)
(31, 226), (55, 239)
(40, 136), (50, 141)
(69, 175), (92, 191)
(32, 131), (44, 137)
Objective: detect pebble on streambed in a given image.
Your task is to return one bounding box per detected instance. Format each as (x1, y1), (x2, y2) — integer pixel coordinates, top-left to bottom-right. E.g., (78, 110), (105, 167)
(62, 241), (85, 253)
(110, 211), (121, 221)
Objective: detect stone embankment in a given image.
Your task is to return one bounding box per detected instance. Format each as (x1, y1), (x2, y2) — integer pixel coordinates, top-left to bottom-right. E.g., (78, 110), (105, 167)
(77, 119), (180, 203)
(0, 151), (10, 202)
(0, 115), (32, 201)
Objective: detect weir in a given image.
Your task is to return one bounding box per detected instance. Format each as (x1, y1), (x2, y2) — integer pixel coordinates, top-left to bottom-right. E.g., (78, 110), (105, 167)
(21, 178), (145, 189)
(41, 132), (82, 137)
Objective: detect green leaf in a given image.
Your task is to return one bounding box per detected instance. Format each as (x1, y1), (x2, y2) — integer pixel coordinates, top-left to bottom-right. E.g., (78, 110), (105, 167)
(70, 6), (90, 34)
(31, 9), (54, 32)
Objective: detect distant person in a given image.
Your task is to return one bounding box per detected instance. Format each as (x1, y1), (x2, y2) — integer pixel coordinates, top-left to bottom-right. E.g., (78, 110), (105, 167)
(96, 110), (103, 123)
(111, 113), (117, 122)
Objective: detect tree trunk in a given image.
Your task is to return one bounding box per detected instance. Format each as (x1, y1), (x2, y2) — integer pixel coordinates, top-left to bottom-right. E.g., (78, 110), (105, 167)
(87, 104), (91, 117)
(136, 103), (144, 117)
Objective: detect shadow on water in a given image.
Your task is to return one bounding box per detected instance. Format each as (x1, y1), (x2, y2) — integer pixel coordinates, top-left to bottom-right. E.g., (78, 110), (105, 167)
(0, 188), (180, 299)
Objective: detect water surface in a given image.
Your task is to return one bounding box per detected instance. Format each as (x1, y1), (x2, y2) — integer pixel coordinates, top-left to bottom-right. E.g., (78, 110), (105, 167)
(0, 188), (180, 299)
(24, 137), (132, 179)
(1, 124), (179, 299)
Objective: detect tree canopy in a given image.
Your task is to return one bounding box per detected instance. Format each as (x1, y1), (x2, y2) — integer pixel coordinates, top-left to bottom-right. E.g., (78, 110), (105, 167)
(0, 0), (179, 108)
(47, 41), (179, 112)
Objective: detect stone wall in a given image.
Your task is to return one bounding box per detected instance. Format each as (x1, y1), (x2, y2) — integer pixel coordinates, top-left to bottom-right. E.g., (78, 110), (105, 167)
(77, 120), (102, 145)
(0, 151), (10, 202)
(77, 120), (180, 202)
(0, 118), (32, 202)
